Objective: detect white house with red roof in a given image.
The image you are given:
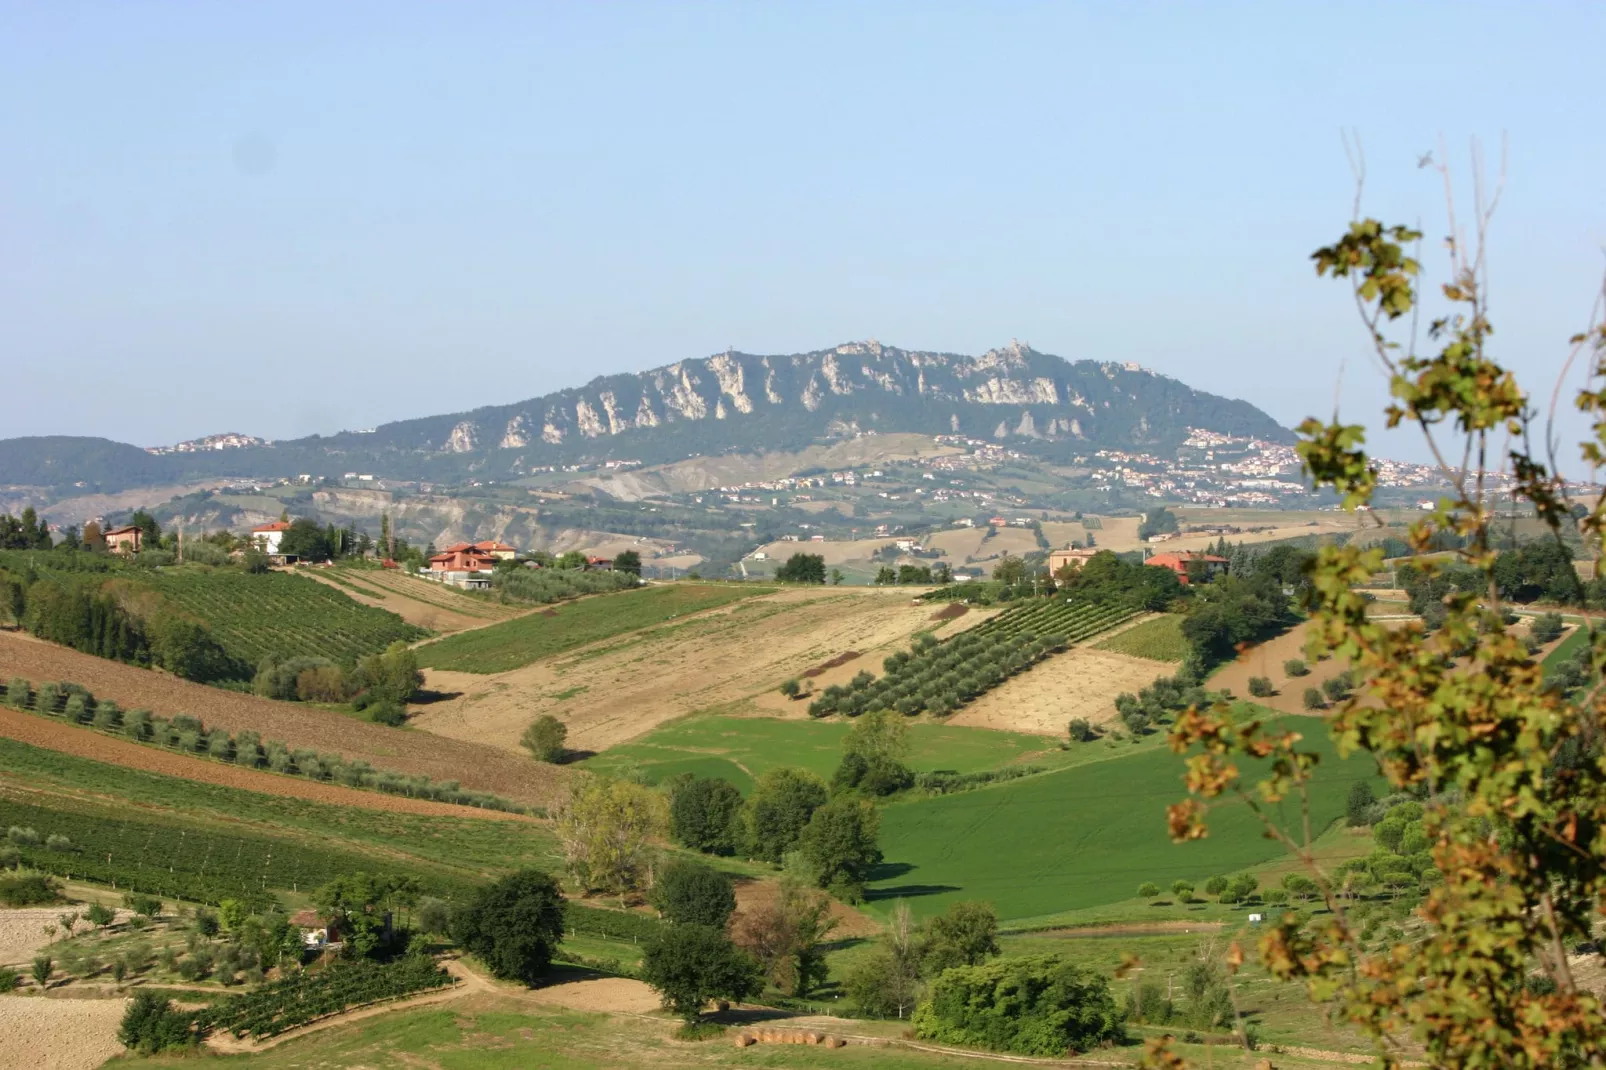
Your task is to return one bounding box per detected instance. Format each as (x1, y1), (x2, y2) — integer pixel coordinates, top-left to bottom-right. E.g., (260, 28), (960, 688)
(251, 520), (292, 555)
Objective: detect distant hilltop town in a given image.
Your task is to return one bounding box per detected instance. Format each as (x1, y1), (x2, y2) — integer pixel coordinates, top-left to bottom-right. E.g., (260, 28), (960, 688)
(145, 432), (268, 455)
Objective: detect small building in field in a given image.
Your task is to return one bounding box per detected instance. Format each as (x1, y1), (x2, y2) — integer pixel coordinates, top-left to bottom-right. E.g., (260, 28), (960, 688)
(251, 520), (292, 555)
(587, 556), (613, 571)
(290, 909), (342, 951)
(1144, 551), (1229, 585)
(1047, 547), (1101, 576)
(103, 525), (143, 554)
(989, 516), (1008, 528)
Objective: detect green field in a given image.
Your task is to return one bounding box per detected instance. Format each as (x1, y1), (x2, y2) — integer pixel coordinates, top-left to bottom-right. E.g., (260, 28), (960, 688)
(416, 583), (775, 673)
(0, 736), (556, 905)
(113, 1002), (999, 1069)
(869, 716), (1376, 923)
(1095, 613), (1189, 661)
(579, 715), (1053, 792)
(140, 568), (426, 667)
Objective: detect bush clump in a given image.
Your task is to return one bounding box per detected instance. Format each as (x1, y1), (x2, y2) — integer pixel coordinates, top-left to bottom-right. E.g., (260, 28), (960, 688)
(912, 955), (1124, 1055)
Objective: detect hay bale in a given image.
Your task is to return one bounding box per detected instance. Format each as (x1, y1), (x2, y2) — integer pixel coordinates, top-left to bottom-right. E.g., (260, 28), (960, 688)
(733, 1033), (755, 1048)
(804, 1032), (823, 1045)
(824, 1036), (847, 1048)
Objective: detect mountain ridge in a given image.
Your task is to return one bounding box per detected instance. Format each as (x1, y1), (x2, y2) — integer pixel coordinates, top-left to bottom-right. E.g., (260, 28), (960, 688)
(1, 341), (1289, 492)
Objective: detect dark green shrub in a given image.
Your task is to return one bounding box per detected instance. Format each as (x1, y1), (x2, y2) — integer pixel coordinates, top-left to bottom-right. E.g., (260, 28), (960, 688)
(1302, 687), (1325, 710)
(911, 955), (1123, 1055)
(1284, 658), (1309, 677)
(118, 990), (195, 1053)
(1248, 676), (1274, 698)
(0, 874), (62, 906)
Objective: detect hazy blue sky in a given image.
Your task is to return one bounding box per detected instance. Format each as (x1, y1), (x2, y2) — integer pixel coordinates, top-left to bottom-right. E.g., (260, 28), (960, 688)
(4, 2), (1603, 467)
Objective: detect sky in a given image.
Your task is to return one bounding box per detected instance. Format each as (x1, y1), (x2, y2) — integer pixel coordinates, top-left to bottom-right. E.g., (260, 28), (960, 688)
(4, 2), (1604, 470)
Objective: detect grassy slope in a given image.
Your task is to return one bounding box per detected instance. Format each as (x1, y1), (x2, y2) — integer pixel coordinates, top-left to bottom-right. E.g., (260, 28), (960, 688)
(417, 583), (775, 673)
(110, 1003), (1015, 1069)
(0, 736), (557, 902)
(870, 714), (1377, 923)
(578, 715), (1054, 792)
(1095, 613), (1188, 662)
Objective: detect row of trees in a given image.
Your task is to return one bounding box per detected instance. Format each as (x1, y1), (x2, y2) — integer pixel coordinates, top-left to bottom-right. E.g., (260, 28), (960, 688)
(806, 628), (1068, 719)
(1, 569), (239, 682)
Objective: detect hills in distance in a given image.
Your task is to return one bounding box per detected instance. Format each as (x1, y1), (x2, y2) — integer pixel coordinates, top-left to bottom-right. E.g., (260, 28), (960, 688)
(1, 341), (1290, 494)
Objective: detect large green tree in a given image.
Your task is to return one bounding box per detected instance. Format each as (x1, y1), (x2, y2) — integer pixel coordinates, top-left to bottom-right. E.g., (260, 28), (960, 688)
(639, 923), (761, 1022)
(669, 776), (744, 855)
(450, 869), (565, 984)
(796, 796), (882, 902)
(744, 767), (827, 863)
(775, 553), (826, 584)
(649, 859), (736, 928)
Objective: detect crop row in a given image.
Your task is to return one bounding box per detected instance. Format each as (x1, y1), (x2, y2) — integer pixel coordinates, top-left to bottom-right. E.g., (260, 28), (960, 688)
(2, 676), (527, 814)
(0, 793), (433, 911)
(806, 598), (1132, 719)
(971, 600), (1136, 643)
(139, 570), (425, 666)
(195, 955), (452, 1038)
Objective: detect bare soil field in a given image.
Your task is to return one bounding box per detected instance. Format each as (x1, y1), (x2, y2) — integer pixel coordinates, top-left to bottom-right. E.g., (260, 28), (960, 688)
(946, 646), (1162, 736)
(526, 976), (662, 1014)
(0, 993), (128, 1070)
(923, 526), (1041, 564)
(414, 587), (991, 754)
(0, 907), (129, 967)
(733, 878), (880, 941)
(306, 569), (524, 635)
(0, 631), (563, 807)
(0, 704), (535, 821)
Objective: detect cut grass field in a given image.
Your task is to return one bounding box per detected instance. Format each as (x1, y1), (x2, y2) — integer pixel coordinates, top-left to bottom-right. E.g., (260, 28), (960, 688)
(1095, 612), (1188, 662)
(416, 582), (775, 673)
(578, 714), (1055, 792)
(869, 712), (1379, 924)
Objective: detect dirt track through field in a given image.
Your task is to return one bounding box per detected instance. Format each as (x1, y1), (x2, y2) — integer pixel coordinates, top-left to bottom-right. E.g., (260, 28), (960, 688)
(0, 705), (534, 821)
(0, 630), (563, 807)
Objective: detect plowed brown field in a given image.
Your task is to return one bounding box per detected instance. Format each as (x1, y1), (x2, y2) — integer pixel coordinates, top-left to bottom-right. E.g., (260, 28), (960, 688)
(0, 705), (532, 821)
(0, 631), (563, 807)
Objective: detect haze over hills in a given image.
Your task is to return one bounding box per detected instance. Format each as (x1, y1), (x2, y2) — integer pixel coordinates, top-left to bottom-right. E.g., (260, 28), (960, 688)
(0, 341), (1288, 493)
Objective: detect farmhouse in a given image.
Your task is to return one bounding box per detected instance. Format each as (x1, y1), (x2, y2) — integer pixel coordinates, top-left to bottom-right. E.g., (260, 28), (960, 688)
(103, 525), (143, 554)
(470, 539), (518, 560)
(290, 909), (342, 951)
(426, 543), (500, 588)
(1047, 547), (1100, 576)
(587, 556), (614, 571)
(250, 520), (292, 555)
(1144, 551), (1229, 585)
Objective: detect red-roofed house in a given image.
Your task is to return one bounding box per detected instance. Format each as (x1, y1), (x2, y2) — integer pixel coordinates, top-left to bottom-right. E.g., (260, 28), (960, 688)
(1144, 552), (1228, 585)
(426, 544), (500, 588)
(251, 520), (292, 555)
(587, 556), (613, 571)
(470, 540), (518, 560)
(103, 525), (143, 554)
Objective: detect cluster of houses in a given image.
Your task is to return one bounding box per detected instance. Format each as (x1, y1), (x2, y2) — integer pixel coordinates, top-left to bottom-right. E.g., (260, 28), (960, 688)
(1048, 546), (1228, 586)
